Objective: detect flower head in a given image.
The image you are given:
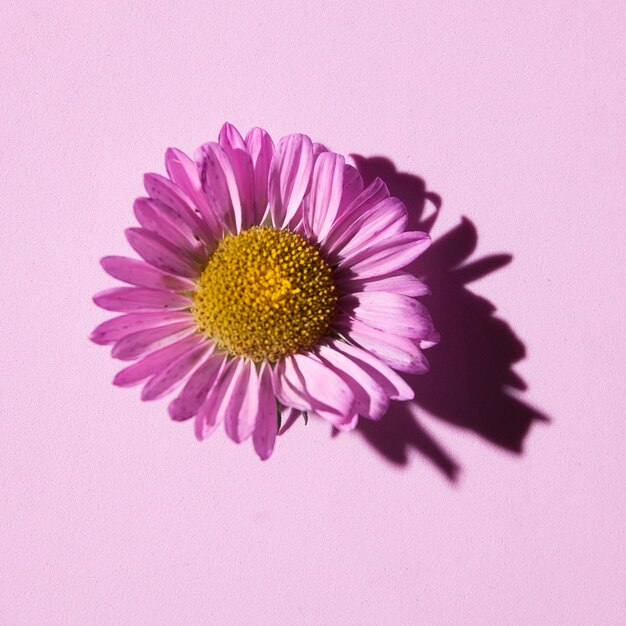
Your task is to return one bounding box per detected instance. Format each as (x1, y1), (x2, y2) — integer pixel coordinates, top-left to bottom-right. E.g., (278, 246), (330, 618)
(91, 123), (438, 459)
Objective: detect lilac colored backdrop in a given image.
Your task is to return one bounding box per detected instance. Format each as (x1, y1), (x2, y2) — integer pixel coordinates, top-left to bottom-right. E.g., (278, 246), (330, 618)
(1, 2), (624, 624)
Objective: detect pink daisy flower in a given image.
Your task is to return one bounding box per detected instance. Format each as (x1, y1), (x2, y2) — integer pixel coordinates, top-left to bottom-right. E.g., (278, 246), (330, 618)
(91, 123), (438, 459)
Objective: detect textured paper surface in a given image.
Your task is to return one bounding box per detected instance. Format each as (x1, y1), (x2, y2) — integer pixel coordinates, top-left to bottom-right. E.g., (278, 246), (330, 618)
(1, 2), (624, 624)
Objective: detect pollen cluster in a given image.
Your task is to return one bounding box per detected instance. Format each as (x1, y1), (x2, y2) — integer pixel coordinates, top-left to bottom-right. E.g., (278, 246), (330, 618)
(192, 226), (338, 362)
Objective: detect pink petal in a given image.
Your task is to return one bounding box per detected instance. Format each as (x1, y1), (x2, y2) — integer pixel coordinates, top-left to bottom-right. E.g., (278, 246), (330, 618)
(268, 133), (314, 228)
(218, 123), (256, 230)
(341, 292), (435, 339)
(165, 148), (221, 237)
(336, 197), (408, 259)
(273, 359), (312, 412)
(133, 197), (209, 260)
(216, 358), (248, 440)
(253, 363), (278, 460)
(336, 271), (430, 297)
(329, 339), (414, 401)
(144, 173), (213, 242)
(223, 359), (260, 443)
(323, 178), (389, 254)
(317, 344), (388, 420)
(125, 227), (201, 278)
(141, 341), (212, 400)
(337, 316), (429, 374)
(168, 352), (226, 421)
(304, 151), (345, 242)
(218, 122), (247, 150)
(337, 231), (431, 279)
(282, 353), (355, 427)
(111, 321), (196, 360)
(245, 127), (275, 223)
(100, 256), (195, 291)
(337, 164), (364, 216)
(194, 358), (236, 440)
(93, 286), (192, 312)
(90, 311), (193, 345)
(195, 142), (241, 233)
(113, 334), (206, 387)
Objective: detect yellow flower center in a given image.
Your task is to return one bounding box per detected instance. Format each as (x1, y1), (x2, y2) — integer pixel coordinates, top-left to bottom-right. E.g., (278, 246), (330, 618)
(192, 226), (338, 362)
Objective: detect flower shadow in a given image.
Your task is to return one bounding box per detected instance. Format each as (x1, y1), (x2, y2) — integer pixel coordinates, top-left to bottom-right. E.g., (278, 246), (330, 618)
(344, 155), (549, 481)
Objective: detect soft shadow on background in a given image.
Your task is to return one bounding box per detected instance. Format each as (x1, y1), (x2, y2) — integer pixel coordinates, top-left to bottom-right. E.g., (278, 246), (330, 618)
(345, 155), (549, 481)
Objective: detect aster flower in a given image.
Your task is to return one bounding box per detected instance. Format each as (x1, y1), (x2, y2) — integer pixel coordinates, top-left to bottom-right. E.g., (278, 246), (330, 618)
(91, 123), (438, 459)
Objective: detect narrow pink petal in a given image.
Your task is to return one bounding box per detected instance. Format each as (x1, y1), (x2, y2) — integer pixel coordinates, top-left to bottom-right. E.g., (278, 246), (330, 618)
(336, 197), (408, 259)
(218, 123), (255, 230)
(111, 321), (196, 360)
(317, 344), (388, 420)
(245, 127), (275, 223)
(341, 292), (435, 339)
(253, 363), (278, 460)
(337, 316), (429, 374)
(100, 256), (195, 291)
(165, 148), (221, 237)
(283, 354), (355, 426)
(195, 142), (241, 233)
(141, 341), (212, 400)
(304, 151), (345, 242)
(194, 358), (236, 440)
(168, 352), (226, 421)
(93, 287), (192, 312)
(113, 334), (206, 387)
(336, 271), (430, 297)
(125, 228), (201, 278)
(337, 231), (431, 279)
(133, 197), (209, 259)
(144, 172), (213, 242)
(217, 358), (248, 440)
(323, 178), (389, 254)
(223, 360), (260, 443)
(90, 311), (193, 345)
(337, 164), (364, 216)
(133, 198), (186, 248)
(218, 122), (247, 150)
(350, 306), (433, 341)
(236, 363), (260, 441)
(273, 359), (312, 412)
(329, 339), (414, 401)
(268, 134), (314, 228)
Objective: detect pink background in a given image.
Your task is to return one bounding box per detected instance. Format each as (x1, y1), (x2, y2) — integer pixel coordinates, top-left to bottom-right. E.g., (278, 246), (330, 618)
(1, 2), (624, 624)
